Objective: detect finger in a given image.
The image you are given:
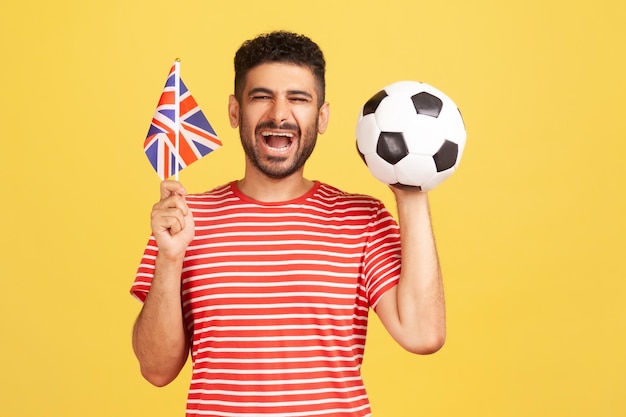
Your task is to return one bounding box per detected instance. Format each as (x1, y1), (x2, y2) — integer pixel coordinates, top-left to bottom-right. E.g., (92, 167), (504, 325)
(166, 216), (183, 235)
(160, 180), (187, 200)
(153, 193), (189, 217)
(152, 210), (186, 235)
(152, 205), (188, 226)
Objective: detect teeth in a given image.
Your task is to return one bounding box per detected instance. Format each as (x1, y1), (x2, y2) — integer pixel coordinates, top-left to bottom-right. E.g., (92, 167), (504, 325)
(262, 132), (294, 137)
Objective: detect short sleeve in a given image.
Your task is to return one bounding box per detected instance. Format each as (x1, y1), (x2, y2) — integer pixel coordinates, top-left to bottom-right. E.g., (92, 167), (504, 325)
(130, 236), (158, 303)
(363, 202), (402, 310)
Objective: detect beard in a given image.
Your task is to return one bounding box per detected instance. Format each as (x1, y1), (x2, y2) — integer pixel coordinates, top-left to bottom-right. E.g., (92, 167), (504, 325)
(239, 117), (318, 179)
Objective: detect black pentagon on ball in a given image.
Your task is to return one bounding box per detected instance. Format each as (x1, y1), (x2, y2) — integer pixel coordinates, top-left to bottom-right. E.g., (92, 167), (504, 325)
(356, 142), (367, 165)
(411, 92), (443, 118)
(377, 131), (409, 164)
(433, 140), (458, 172)
(362, 90), (388, 116)
(391, 183), (422, 191)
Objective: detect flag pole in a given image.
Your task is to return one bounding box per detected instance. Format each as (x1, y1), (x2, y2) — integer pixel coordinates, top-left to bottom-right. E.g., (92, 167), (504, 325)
(174, 58), (181, 181)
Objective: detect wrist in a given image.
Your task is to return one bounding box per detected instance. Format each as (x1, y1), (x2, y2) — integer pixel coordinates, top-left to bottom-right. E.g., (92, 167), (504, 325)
(155, 250), (186, 269)
(395, 187), (428, 208)
(152, 253), (185, 292)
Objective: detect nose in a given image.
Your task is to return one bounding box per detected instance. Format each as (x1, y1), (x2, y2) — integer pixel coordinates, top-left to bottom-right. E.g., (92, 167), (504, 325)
(268, 97), (289, 125)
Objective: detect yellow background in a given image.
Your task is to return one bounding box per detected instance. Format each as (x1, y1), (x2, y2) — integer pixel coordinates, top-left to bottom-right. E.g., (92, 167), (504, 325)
(1, 0), (624, 416)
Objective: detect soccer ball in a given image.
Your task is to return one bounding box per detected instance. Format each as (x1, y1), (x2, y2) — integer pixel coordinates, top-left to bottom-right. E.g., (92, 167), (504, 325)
(355, 81), (466, 191)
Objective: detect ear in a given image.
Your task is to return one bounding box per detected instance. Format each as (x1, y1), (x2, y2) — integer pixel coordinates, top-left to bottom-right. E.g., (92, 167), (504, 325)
(317, 101), (330, 134)
(228, 95), (240, 128)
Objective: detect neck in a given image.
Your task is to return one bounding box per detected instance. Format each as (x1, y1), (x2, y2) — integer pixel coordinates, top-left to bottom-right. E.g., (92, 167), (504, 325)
(237, 170), (314, 203)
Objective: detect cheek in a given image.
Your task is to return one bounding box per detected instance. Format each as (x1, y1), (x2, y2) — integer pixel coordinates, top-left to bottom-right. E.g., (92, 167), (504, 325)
(241, 106), (266, 129)
(295, 110), (319, 130)
(238, 111), (256, 133)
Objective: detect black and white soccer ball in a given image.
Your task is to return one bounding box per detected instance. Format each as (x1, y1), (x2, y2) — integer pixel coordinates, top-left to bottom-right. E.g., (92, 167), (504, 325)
(355, 81), (466, 191)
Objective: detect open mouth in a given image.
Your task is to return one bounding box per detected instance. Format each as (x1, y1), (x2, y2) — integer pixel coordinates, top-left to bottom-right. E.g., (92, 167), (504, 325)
(261, 131), (295, 151)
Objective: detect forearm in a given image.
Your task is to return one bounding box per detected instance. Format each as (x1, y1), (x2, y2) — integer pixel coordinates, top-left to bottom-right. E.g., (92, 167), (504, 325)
(396, 192), (445, 348)
(379, 190), (445, 354)
(132, 254), (189, 386)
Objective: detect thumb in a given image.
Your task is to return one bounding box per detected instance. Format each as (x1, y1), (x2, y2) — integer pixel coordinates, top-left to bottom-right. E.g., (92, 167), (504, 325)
(160, 180), (187, 200)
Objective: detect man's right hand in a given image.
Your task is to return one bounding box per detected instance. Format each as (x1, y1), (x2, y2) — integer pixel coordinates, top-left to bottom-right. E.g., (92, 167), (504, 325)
(150, 180), (195, 260)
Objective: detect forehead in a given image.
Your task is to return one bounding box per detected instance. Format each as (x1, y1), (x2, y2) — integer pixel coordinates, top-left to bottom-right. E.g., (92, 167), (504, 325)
(243, 62), (319, 97)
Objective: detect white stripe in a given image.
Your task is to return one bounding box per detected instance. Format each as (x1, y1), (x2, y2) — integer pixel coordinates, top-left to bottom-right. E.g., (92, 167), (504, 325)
(191, 365), (361, 376)
(194, 344), (365, 355)
(194, 354), (364, 365)
(188, 384), (365, 397)
(187, 239), (367, 252)
(193, 312), (358, 323)
(191, 324), (367, 334)
(186, 405), (370, 417)
(187, 394), (369, 407)
(182, 270), (363, 285)
(189, 375), (363, 387)
(185, 302), (367, 319)
(192, 334), (366, 345)
(185, 279), (359, 292)
(185, 292), (359, 308)
(190, 228), (372, 241)
(183, 258), (362, 271)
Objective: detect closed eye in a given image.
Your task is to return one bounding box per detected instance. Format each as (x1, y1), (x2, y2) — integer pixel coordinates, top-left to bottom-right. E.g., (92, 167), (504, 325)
(248, 87), (274, 101)
(287, 90), (313, 103)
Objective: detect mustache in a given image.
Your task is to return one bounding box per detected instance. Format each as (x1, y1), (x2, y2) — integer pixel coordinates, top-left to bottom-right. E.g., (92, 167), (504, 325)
(255, 121), (300, 133)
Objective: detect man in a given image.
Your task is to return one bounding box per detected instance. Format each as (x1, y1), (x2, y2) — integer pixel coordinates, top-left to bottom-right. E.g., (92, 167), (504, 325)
(132, 30), (445, 416)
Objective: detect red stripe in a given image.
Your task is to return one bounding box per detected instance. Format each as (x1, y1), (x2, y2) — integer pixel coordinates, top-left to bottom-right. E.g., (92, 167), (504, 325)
(158, 90), (175, 107)
(182, 122), (222, 146)
(151, 117), (173, 134)
(178, 132), (198, 165)
(180, 94), (197, 114)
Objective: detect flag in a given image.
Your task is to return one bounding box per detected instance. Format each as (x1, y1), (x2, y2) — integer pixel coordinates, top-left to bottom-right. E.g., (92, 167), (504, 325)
(144, 60), (222, 180)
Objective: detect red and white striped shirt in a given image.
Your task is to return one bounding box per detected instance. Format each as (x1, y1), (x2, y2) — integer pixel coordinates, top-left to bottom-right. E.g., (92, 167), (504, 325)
(131, 181), (402, 417)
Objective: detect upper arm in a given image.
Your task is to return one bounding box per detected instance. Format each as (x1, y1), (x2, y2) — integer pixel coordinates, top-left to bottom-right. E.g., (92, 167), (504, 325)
(373, 286), (403, 345)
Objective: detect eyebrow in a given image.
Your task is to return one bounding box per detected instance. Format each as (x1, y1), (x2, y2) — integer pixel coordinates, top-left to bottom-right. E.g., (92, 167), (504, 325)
(248, 87), (313, 99)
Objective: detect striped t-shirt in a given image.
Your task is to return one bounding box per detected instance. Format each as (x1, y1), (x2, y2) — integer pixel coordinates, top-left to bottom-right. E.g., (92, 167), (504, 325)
(131, 181), (402, 417)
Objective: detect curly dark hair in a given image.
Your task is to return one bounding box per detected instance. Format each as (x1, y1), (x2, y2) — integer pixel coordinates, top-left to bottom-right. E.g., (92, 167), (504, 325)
(234, 31), (326, 106)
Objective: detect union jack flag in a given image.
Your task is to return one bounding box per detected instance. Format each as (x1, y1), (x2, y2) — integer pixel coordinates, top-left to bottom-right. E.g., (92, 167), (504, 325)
(144, 60), (222, 180)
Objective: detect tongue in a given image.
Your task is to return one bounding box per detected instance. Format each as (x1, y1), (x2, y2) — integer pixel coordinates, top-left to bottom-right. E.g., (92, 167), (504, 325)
(267, 136), (290, 149)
